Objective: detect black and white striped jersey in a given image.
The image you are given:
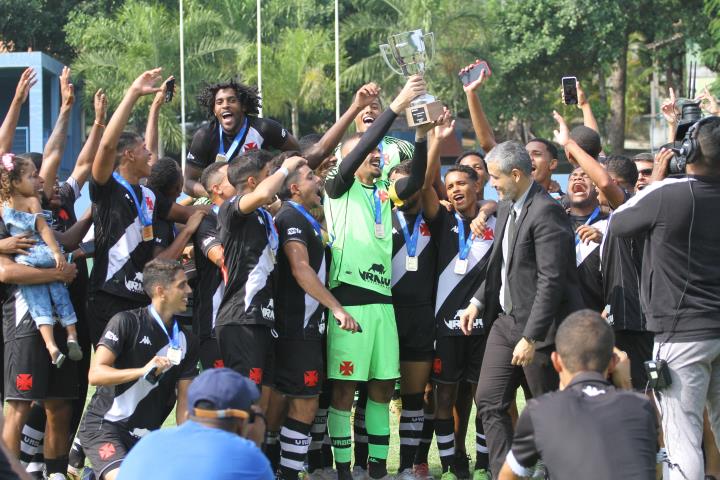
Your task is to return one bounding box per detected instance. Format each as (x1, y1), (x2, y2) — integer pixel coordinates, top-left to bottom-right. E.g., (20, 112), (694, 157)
(82, 308), (198, 434)
(89, 176), (171, 302)
(191, 210), (224, 340)
(390, 209), (436, 308)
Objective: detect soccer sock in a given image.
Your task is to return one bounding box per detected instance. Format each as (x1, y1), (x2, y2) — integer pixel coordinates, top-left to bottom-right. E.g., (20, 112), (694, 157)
(328, 407), (352, 468)
(365, 399), (390, 479)
(354, 385), (368, 469)
(415, 412), (434, 465)
(435, 418), (456, 473)
(399, 393), (424, 471)
(322, 433), (334, 468)
(68, 437), (85, 470)
(265, 430), (280, 471)
(475, 416), (489, 471)
(19, 404), (45, 470)
(308, 407), (327, 472)
(44, 456), (68, 475)
(279, 418), (312, 480)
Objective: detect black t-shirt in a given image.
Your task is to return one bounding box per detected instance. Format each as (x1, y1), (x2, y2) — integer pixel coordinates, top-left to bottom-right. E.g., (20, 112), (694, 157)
(508, 372), (657, 480)
(428, 208), (495, 336)
(216, 196), (276, 328)
(390, 209), (436, 307)
(191, 209), (224, 340)
(153, 218), (176, 250)
(0, 219), (37, 341)
(274, 202), (327, 338)
(570, 211), (609, 313)
(186, 117), (289, 169)
(83, 307), (199, 434)
(601, 226), (645, 332)
(89, 175), (171, 302)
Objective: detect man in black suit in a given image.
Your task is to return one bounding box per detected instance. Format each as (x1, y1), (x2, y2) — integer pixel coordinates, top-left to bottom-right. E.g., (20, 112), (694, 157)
(460, 141), (582, 477)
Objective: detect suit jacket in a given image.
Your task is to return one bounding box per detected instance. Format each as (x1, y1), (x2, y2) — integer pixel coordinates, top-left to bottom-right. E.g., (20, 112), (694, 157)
(477, 182), (583, 347)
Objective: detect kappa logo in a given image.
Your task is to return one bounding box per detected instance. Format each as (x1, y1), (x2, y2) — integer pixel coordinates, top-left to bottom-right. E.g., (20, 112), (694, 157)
(287, 227), (302, 236)
(339, 361), (354, 376)
(392, 227), (398, 235)
(104, 331), (119, 342)
(139, 336), (152, 346)
(187, 153), (195, 160)
(282, 129), (288, 138)
(124, 272), (144, 294)
(16, 374), (32, 392)
(358, 263), (390, 287)
(582, 385), (607, 397)
(98, 443), (116, 461)
(451, 225), (459, 234)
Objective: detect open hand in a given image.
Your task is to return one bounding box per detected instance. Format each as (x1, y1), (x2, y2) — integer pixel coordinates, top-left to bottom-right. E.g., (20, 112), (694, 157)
(130, 68), (163, 97)
(552, 110), (571, 147)
(14, 68), (37, 104)
(432, 108), (455, 139)
(660, 87), (679, 125)
(0, 233), (36, 256)
(60, 66), (75, 109)
(696, 86), (719, 116)
(391, 75), (427, 112)
(353, 83), (381, 110)
(94, 89), (108, 123)
(651, 147), (674, 183)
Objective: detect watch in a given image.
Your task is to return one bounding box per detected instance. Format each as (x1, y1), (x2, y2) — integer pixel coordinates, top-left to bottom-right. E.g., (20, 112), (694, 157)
(523, 336), (537, 345)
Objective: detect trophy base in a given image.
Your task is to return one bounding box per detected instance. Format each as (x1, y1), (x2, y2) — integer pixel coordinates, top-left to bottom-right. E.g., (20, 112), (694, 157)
(406, 100), (444, 127)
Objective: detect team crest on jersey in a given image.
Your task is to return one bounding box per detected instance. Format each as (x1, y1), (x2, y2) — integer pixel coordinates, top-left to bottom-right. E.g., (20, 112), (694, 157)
(378, 190), (389, 202)
(358, 263), (390, 287)
(482, 227), (494, 240)
(432, 358), (442, 375)
(304, 370), (319, 387)
(145, 196), (154, 211)
(98, 443), (116, 461)
(244, 142), (259, 151)
(339, 361), (354, 376)
(16, 374), (32, 391)
(249, 367), (263, 384)
(420, 222), (430, 236)
(213, 359), (225, 368)
(124, 272), (144, 294)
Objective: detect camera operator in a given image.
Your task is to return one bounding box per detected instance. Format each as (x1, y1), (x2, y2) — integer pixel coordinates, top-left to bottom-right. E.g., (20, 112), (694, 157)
(611, 116), (720, 480)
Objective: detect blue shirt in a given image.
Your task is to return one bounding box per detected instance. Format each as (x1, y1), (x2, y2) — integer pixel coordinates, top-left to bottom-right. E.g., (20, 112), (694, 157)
(117, 420), (273, 480)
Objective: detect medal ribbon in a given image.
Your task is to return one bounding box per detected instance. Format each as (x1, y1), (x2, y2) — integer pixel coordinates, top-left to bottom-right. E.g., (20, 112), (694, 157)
(397, 209), (423, 257)
(218, 117), (249, 159)
(455, 212), (474, 260)
(574, 206), (601, 246)
(112, 172), (151, 227)
(148, 305), (180, 349)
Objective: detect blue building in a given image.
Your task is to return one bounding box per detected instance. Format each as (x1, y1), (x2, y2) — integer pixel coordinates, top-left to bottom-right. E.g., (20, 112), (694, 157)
(0, 52), (83, 179)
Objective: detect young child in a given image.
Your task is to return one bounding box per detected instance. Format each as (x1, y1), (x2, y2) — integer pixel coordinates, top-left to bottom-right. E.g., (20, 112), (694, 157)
(0, 153), (82, 367)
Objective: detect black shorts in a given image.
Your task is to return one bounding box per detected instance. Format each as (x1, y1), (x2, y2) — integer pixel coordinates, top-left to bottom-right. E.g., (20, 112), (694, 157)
(86, 291), (147, 345)
(431, 335), (485, 384)
(395, 305), (435, 362)
(615, 330), (654, 391)
(4, 329), (79, 401)
(216, 324), (275, 387)
(274, 336), (323, 397)
(198, 336), (223, 370)
(78, 419), (138, 478)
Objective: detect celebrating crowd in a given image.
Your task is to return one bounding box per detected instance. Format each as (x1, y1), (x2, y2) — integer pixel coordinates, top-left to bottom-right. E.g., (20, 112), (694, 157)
(0, 56), (717, 480)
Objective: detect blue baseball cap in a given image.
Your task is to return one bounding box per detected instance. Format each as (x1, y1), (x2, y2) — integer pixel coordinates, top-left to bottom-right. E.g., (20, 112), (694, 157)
(187, 368), (259, 416)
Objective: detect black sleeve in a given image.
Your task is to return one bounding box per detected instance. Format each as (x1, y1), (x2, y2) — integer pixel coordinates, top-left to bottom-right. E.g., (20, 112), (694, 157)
(610, 183), (663, 238)
(324, 108), (398, 199)
(276, 207), (312, 247)
(195, 216), (221, 257)
(255, 117), (291, 149)
(89, 175), (115, 203)
(218, 195), (250, 238)
(153, 220), (174, 248)
(507, 402), (540, 476)
(186, 125), (213, 169)
(178, 330), (200, 380)
(426, 206), (450, 244)
(59, 181), (77, 206)
(392, 139), (427, 200)
(97, 312), (134, 357)
(153, 191), (172, 222)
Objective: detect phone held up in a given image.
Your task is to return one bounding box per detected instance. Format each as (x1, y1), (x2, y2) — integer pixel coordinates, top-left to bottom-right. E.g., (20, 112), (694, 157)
(562, 76), (578, 105)
(459, 60), (492, 87)
(164, 78), (176, 104)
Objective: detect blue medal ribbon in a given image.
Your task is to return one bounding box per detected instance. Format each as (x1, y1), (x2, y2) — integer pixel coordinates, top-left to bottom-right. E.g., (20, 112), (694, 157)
(211, 204), (219, 215)
(377, 140), (385, 171)
(258, 207), (279, 252)
(396, 210), (423, 257)
(148, 305), (180, 350)
(112, 172), (151, 227)
(364, 186), (383, 227)
(455, 212), (473, 260)
(287, 201), (335, 248)
(218, 117), (249, 160)
(574, 206), (601, 246)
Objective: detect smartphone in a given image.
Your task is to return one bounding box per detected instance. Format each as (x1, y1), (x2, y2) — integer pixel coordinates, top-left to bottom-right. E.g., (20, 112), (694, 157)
(562, 76), (578, 105)
(459, 60), (492, 87)
(164, 78), (176, 103)
(144, 367), (162, 384)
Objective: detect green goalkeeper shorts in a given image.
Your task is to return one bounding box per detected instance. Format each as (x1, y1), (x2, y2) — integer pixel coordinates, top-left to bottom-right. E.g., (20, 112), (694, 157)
(326, 303), (400, 381)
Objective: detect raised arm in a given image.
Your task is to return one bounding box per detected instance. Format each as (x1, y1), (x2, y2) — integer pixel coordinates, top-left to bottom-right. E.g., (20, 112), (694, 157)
(552, 111), (625, 209)
(463, 67), (497, 153)
(660, 87), (679, 143)
(393, 125), (431, 200)
(155, 210), (206, 260)
(71, 89), (107, 189)
(237, 156), (306, 214)
(40, 67), (74, 200)
(421, 111), (455, 221)
(146, 77), (173, 167)
(0, 68), (36, 154)
(92, 68), (163, 185)
(576, 81), (600, 134)
(303, 83), (381, 169)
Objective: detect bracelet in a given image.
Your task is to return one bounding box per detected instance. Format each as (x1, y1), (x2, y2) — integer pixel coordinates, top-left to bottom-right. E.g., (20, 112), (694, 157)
(469, 297), (483, 309)
(278, 166), (289, 178)
(94, 121), (106, 128)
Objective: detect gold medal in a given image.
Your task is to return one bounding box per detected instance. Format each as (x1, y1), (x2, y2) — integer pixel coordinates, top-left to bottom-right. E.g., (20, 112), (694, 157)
(215, 154), (227, 163)
(142, 224), (154, 242)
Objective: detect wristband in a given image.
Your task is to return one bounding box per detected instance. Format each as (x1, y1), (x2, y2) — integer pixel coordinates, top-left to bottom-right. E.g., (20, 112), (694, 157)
(94, 121), (106, 128)
(278, 166), (289, 178)
(469, 297), (483, 309)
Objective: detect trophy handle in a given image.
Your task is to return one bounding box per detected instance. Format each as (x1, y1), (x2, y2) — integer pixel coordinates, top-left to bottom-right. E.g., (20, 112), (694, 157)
(423, 32), (435, 66)
(380, 44), (404, 75)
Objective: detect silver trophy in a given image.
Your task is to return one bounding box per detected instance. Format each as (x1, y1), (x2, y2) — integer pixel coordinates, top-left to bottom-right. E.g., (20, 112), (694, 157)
(380, 29), (444, 127)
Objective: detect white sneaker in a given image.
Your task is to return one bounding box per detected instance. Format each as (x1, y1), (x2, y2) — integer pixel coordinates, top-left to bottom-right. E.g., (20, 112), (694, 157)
(48, 474), (68, 480)
(396, 468), (418, 479)
(351, 466), (368, 480)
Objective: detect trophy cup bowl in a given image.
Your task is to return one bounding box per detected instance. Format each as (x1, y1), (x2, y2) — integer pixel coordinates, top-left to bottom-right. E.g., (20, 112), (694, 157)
(380, 29), (444, 127)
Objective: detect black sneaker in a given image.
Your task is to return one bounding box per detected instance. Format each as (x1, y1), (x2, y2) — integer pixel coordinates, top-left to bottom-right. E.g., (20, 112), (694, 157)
(451, 452), (471, 479)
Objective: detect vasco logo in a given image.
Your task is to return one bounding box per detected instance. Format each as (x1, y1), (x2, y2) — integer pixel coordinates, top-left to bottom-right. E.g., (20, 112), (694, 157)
(358, 263), (390, 287)
(287, 227), (302, 236)
(124, 272), (144, 294)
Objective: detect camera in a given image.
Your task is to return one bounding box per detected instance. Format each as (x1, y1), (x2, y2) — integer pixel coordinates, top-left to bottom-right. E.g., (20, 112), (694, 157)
(662, 100), (703, 175)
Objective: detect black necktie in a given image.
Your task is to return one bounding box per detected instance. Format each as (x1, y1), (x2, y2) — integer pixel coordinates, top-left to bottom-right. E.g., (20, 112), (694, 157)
(504, 206), (517, 313)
